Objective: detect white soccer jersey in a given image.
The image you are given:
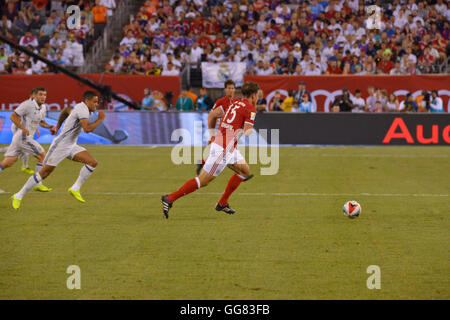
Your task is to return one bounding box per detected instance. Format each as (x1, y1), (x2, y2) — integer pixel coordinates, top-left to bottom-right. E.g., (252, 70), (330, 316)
(13, 99), (46, 136)
(12, 102), (46, 134)
(55, 102), (90, 146)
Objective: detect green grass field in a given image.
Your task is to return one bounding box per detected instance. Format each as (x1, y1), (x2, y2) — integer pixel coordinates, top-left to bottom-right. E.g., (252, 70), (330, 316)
(0, 145), (449, 300)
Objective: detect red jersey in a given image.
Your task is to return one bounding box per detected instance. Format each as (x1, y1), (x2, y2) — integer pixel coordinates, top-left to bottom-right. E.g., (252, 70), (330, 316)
(210, 95), (237, 144)
(212, 96), (237, 113)
(213, 98), (257, 150)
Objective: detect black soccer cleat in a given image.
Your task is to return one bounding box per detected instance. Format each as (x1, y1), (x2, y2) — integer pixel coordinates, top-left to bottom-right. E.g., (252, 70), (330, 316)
(215, 203), (236, 215)
(196, 163), (204, 175)
(161, 195), (172, 219)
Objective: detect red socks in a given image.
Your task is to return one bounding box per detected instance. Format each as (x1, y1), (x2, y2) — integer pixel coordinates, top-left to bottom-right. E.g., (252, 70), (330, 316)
(219, 174), (244, 206)
(168, 178), (200, 203)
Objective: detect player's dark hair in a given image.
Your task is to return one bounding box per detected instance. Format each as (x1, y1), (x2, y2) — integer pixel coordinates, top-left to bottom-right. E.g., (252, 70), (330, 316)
(241, 81), (260, 98)
(82, 90), (98, 102)
(224, 80), (235, 88)
(33, 87), (46, 94)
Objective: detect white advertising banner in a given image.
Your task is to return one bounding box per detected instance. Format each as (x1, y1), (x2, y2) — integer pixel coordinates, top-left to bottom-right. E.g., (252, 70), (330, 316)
(201, 62), (246, 88)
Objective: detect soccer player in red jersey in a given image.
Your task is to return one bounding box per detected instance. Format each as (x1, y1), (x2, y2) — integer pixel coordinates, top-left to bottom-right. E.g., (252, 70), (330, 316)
(196, 79), (238, 175)
(162, 82), (260, 219)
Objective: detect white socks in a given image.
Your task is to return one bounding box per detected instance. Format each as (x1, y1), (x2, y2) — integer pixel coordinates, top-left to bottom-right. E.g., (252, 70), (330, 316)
(15, 173), (42, 200)
(71, 164), (95, 191)
(22, 156), (29, 169)
(35, 162), (42, 174)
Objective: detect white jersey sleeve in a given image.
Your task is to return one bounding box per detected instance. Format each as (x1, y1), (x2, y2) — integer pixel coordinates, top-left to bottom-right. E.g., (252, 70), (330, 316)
(14, 99), (33, 117)
(76, 104), (90, 121)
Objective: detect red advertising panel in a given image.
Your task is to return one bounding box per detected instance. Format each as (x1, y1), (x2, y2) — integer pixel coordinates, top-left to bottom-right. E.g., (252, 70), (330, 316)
(0, 74), (181, 111)
(244, 75), (450, 112)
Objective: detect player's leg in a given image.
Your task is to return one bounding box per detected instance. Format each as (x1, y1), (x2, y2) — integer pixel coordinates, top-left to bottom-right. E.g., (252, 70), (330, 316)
(31, 152), (52, 192)
(68, 148), (97, 203)
(162, 143), (225, 218)
(216, 149), (253, 214)
(21, 155), (34, 174)
(0, 156), (18, 172)
(11, 164), (56, 209)
(11, 141), (64, 209)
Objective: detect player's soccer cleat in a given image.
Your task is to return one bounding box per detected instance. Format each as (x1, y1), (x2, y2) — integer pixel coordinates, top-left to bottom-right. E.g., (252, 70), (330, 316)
(21, 167), (35, 175)
(215, 203), (236, 215)
(11, 195), (21, 210)
(33, 184), (52, 192)
(196, 163), (204, 175)
(161, 195), (172, 219)
(68, 188), (85, 203)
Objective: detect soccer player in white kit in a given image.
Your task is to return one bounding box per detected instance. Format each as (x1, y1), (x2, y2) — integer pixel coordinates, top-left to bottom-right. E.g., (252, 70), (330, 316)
(11, 90), (106, 210)
(0, 87), (54, 192)
(0, 88), (38, 174)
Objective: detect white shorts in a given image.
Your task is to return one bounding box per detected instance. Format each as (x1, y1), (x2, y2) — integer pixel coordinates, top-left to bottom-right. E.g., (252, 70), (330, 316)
(43, 143), (86, 167)
(203, 143), (244, 177)
(4, 133), (45, 158)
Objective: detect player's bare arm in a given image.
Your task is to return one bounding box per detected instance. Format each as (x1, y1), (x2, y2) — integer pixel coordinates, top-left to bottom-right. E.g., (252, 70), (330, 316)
(80, 111), (106, 133)
(39, 120), (55, 131)
(208, 106), (224, 130)
(9, 112), (30, 136)
(53, 106), (72, 134)
(243, 123), (253, 136)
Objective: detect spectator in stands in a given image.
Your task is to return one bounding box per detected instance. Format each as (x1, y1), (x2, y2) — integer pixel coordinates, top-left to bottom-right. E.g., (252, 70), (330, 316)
(208, 47), (226, 63)
(402, 93), (419, 112)
(53, 52), (67, 66)
(415, 90), (431, 112)
(176, 89), (194, 111)
(184, 87), (197, 105)
(141, 88), (155, 110)
(256, 89), (267, 112)
(430, 90), (444, 113)
(293, 81), (311, 106)
(120, 30), (137, 49)
(331, 88), (354, 112)
(195, 88), (214, 111)
(19, 31), (38, 47)
(378, 50), (395, 74)
(298, 94), (313, 113)
(92, 0), (108, 40)
(40, 16), (56, 36)
(390, 61), (404, 75)
(351, 89), (366, 113)
(100, 0), (116, 17)
(269, 91), (283, 112)
(386, 93), (400, 112)
(281, 90), (295, 112)
(373, 101), (384, 113)
(161, 61), (179, 75)
(325, 56), (342, 74)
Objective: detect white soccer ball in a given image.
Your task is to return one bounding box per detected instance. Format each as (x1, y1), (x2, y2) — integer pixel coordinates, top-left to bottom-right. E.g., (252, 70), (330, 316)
(343, 200), (361, 219)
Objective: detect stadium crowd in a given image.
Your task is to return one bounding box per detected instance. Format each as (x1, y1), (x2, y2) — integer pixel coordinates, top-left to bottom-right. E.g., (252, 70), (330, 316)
(106, 0), (450, 76)
(140, 82), (446, 113)
(0, 0), (117, 74)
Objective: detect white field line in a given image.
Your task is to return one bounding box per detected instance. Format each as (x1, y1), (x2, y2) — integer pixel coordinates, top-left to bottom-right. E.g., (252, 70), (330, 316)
(89, 152), (450, 158)
(0, 190), (447, 197)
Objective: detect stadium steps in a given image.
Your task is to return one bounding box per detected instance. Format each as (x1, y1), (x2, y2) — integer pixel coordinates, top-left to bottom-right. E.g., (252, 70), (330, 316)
(83, 0), (143, 73)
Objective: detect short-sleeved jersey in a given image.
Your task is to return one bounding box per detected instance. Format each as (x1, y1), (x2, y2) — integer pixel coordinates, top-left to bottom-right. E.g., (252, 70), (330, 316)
(212, 96), (237, 114)
(54, 102), (90, 146)
(13, 99), (46, 136)
(213, 98), (257, 150)
(210, 95), (237, 144)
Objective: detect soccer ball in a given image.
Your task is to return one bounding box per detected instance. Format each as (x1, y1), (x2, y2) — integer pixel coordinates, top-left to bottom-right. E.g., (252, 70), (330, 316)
(343, 200), (361, 219)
